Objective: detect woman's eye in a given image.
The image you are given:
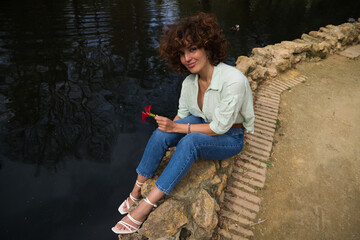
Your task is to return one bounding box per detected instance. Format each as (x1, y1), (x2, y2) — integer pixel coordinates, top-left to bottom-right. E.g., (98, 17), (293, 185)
(190, 47), (197, 52)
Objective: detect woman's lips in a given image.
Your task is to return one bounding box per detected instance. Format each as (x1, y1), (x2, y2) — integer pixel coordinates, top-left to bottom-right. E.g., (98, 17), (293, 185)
(187, 62), (196, 68)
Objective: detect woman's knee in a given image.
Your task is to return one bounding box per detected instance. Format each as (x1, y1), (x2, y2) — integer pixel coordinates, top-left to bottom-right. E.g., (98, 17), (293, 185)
(150, 129), (168, 143)
(177, 133), (204, 149)
(151, 128), (180, 147)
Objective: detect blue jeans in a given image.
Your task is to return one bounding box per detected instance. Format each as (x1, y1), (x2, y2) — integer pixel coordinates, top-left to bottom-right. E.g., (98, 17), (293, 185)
(136, 115), (244, 195)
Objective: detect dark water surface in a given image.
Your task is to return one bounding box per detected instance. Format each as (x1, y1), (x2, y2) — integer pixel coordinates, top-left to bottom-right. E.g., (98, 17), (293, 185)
(0, 0), (359, 239)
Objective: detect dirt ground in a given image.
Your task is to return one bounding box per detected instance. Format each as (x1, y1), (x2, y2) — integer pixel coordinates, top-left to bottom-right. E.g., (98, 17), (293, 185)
(253, 54), (360, 239)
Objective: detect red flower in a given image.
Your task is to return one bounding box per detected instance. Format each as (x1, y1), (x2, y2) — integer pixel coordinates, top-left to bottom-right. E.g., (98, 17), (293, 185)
(142, 105), (156, 122)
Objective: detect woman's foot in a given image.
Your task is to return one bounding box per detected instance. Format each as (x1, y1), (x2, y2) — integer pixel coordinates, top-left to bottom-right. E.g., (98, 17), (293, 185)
(118, 180), (143, 214)
(118, 192), (140, 214)
(113, 197), (157, 233)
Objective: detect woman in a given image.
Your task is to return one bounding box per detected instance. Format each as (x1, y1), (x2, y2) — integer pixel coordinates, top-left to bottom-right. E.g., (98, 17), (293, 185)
(112, 12), (254, 234)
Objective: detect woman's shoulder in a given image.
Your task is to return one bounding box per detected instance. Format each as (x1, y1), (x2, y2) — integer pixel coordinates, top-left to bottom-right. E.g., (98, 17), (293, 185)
(182, 73), (197, 86)
(217, 62), (248, 84)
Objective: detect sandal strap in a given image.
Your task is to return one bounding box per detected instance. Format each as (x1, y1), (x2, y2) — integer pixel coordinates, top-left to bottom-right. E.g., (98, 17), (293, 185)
(127, 213), (143, 226)
(135, 180), (144, 188)
(144, 197), (157, 208)
(129, 193), (140, 203)
(125, 197), (130, 211)
(117, 220), (138, 231)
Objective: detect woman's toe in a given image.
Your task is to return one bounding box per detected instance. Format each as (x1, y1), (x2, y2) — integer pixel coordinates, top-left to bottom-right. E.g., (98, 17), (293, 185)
(114, 223), (121, 230)
(122, 205), (127, 212)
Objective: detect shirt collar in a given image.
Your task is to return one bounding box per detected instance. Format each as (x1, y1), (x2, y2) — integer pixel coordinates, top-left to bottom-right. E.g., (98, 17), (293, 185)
(192, 63), (222, 90)
(208, 63), (221, 90)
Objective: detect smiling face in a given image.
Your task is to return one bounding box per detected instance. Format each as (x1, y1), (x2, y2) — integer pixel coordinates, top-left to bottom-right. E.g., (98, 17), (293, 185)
(179, 46), (211, 74)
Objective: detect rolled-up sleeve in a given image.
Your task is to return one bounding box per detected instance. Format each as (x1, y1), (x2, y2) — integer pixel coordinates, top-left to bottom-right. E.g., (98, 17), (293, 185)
(209, 81), (244, 134)
(209, 73), (255, 134)
(240, 87), (255, 134)
(177, 81), (190, 119)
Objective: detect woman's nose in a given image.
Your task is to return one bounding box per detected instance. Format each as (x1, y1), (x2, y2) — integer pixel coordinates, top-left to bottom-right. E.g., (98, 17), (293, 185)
(184, 51), (191, 61)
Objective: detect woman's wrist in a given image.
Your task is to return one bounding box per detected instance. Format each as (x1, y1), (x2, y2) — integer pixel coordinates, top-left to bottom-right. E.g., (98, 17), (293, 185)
(173, 123), (188, 134)
(187, 123), (191, 134)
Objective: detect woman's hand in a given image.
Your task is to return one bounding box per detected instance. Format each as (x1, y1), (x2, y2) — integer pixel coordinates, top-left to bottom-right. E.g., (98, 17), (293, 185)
(155, 115), (177, 132)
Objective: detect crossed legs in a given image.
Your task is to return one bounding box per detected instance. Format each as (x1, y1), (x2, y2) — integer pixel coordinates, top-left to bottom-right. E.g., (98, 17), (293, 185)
(112, 116), (244, 233)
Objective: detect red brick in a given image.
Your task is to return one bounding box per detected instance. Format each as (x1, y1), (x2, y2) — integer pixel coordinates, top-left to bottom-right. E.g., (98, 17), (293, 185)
(266, 85), (283, 93)
(294, 76), (306, 82)
(254, 109), (278, 121)
(255, 122), (276, 133)
(254, 125), (275, 137)
(270, 81), (289, 91)
(250, 131), (274, 142)
(220, 209), (254, 225)
(282, 80), (297, 87)
(254, 109), (278, 120)
(254, 127), (275, 137)
(262, 85), (282, 93)
(246, 138), (272, 152)
(246, 132), (273, 146)
(236, 160), (267, 176)
(233, 169), (266, 183)
(288, 78), (302, 85)
(298, 76), (307, 81)
(247, 146), (270, 158)
(256, 97), (279, 106)
(256, 92), (281, 101)
(254, 124), (277, 134)
(258, 91), (281, 100)
(272, 84), (288, 92)
(273, 80), (293, 88)
(218, 228), (249, 240)
(224, 200), (257, 219)
(223, 218), (255, 237)
(255, 105), (278, 114)
(230, 180), (257, 193)
(227, 186), (261, 204)
(257, 89), (281, 98)
(232, 172), (265, 188)
(254, 115), (277, 125)
(240, 154), (267, 168)
(242, 150), (269, 162)
(255, 100), (279, 110)
(257, 96), (280, 105)
(255, 118), (276, 128)
(225, 195), (260, 212)
(255, 102), (279, 112)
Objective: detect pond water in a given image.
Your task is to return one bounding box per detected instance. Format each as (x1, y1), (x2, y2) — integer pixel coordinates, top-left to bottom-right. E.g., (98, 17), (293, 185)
(0, 0), (359, 239)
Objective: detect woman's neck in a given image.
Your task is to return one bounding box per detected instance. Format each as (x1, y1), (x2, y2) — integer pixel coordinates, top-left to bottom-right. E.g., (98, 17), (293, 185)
(198, 63), (214, 84)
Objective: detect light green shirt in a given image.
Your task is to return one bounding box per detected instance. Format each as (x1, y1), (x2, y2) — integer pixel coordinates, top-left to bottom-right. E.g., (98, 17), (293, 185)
(177, 62), (255, 134)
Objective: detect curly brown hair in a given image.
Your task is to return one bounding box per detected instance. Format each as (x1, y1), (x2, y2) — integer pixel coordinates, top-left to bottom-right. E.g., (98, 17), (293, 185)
(158, 12), (229, 73)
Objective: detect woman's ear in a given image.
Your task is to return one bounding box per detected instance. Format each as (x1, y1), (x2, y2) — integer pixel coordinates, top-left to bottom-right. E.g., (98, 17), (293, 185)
(206, 50), (211, 60)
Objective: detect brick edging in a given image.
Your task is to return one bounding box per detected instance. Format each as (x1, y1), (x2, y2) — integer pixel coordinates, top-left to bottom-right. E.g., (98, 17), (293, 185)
(216, 75), (307, 240)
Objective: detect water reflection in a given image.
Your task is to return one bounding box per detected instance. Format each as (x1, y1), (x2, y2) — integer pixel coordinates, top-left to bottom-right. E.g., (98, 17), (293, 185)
(0, 0), (359, 168)
(0, 0), (185, 168)
(1, 1), (359, 240)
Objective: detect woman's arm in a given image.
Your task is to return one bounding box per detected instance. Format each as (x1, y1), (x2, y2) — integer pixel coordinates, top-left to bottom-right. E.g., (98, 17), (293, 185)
(155, 115), (217, 136)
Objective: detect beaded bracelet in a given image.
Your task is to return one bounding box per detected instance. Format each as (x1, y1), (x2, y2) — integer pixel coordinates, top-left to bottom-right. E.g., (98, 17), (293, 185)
(187, 123), (191, 134)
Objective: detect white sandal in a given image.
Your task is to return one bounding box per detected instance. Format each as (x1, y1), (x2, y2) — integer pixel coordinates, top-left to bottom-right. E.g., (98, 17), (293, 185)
(112, 197), (158, 234)
(118, 180), (144, 215)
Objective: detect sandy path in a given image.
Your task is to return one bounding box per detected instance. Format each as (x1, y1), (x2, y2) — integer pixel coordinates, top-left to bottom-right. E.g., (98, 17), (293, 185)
(253, 53), (360, 239)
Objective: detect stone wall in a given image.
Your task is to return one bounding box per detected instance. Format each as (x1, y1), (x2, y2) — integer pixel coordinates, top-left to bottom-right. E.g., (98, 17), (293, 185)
(119, 147), (234, 240)
(118, 19), (360, 240)
(237, 18), (360, 93)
